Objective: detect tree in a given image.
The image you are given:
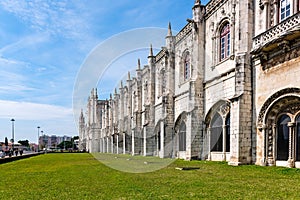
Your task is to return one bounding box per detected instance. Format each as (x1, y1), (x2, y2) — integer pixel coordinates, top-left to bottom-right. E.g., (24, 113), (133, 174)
(57, 141), (73, 149)
(18, 140), (30, 147)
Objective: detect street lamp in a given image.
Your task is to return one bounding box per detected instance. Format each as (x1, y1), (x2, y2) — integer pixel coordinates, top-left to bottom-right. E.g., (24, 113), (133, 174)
(11, 119), (15, 151)
(37, 126), (40, 152)
(41, 130), (43, 150)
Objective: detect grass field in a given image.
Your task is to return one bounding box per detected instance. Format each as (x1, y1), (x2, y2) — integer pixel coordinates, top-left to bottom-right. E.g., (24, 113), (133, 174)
(0, 153), (300, 199)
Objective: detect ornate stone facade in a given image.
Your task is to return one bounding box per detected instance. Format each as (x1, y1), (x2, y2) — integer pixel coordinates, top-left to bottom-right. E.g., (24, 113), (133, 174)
(79, 0), (300, 167)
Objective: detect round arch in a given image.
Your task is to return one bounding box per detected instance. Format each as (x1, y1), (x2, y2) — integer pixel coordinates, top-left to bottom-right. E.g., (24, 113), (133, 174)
(257, 87), (300, 167)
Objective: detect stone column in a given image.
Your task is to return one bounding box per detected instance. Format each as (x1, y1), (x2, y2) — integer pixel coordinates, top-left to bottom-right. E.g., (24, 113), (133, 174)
(262, 0), (270, 29)
(116, 134), (119, 154)
(111, 135), (114, 153)
(106, 137), (109, 153)
(160, 121), (165, 158)
(99, 138), (102, 153)
(274, 1), (278, 25)
(222, 123), (227, 161)
(207, 127), (211, 161)
(143, 127), (147, 156)
(132, 130), (135, 156)
(267, 124), (276, 166)
(261, 125), (267, 166)
(102, 138), (105, 153)
(287, 122), (295, 168)
(123, 133), (126, 154)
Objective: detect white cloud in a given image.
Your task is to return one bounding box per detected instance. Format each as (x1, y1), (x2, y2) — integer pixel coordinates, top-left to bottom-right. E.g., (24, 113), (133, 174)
(0, 0), (90, 39)
(0, 100), (73, 120)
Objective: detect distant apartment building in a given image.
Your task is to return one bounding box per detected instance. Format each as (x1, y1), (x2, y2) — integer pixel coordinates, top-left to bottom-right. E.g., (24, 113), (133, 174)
(38, 135), (72, 149)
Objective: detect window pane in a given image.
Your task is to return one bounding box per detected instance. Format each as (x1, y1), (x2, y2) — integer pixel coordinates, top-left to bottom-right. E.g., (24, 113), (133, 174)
(183, 53), (190, 81)
(280, 0), (291, 21)
(179, 121), (186, 151)
(277, 114), (290, 160)
(220, 23), (230, 60)
(225, 114), (230, 152)
(211, 113), (223, 151)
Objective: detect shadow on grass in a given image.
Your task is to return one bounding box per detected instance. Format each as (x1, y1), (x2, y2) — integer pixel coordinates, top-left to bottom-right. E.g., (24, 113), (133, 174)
(92, 153), (174, 173)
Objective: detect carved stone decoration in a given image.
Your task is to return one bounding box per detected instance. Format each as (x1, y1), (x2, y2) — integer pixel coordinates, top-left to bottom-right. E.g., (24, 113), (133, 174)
(269, 0), (274, 27)
(259, 0), (264, 10)
(263, 47), (300, 70)
(257, 88), (300, 124)
(282, 103), (300, 115)
(218, 103), (230, 117)
(205, 101), (231, 126)
(267, 126), (273, 158)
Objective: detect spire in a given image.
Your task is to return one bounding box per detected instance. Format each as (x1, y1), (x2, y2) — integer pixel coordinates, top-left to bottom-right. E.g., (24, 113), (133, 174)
(120, 80), (123, 88)
(80, 109), (85, 122)
(149, 44), (153, 57)
(91, 88), (94, 96)
(127, 71), (131, 80)
(194, 0), (200, 5)
(137, 58), (141, 70)
(167, 22), (172, 37)
(114, 88), (117, 94)
(110, 93), (112, 99)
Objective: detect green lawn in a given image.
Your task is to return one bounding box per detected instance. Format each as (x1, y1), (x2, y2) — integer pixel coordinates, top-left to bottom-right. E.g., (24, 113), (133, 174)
(0, 153), (300, 199)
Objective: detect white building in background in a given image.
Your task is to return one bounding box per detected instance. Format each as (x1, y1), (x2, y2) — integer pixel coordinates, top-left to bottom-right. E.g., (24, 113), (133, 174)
(39, 135), (72, 149)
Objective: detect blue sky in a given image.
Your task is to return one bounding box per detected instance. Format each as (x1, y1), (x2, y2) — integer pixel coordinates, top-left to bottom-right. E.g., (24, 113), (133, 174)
(0, 0), (198, 143)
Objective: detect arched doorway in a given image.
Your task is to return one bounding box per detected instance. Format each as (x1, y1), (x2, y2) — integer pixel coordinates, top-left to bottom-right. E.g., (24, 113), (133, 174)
(258, 88), (300, 167)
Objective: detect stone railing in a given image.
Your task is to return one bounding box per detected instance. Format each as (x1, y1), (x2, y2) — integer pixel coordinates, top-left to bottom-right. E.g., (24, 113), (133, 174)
(155, 48), (166, 62)
(206, 0), (225, 16)
(253, 12), (300, 50)
(175, 22), (193, 44)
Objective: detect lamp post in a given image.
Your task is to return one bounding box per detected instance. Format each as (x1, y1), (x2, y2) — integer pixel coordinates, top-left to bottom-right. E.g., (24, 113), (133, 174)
(41, 130), (44, 150)
(37, 126), (40, 152)
(11, 119), (15, 151)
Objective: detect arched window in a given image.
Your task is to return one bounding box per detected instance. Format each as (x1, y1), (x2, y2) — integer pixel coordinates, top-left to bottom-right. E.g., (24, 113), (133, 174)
(220, 23), (230, 61)
(179, 121), (186, 151)
(277, 114), (290, 160)
(184, 52), (190, 81)
(296, 115), (300, 161)
(280, 0), (291, 21)
(211, 113), (223, 151)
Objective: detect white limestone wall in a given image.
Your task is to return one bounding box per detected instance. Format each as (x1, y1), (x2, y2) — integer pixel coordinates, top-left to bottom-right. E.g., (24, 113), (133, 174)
(204, 74), (235, 115)
(255, 56), (300, 118)
(174, 93), (189, 121)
